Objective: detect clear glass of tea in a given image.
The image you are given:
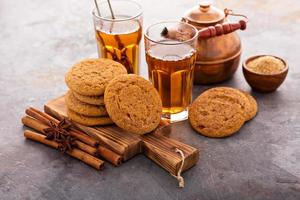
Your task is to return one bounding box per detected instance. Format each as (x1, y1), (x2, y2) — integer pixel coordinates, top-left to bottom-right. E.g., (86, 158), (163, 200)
(144, 21), (198, 122)
(92, 0), (143, 74)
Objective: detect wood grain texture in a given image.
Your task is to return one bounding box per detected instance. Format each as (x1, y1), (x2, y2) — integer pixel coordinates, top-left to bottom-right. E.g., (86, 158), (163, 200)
(44, 95), (199, 174)
(142, 134), (199, 175)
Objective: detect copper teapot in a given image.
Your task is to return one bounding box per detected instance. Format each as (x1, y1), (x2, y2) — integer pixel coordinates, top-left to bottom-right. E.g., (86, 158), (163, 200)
(182, 2), (248, 84)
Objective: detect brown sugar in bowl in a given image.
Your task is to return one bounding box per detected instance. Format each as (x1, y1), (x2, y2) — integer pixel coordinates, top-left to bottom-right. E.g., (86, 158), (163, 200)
(243, 55), (288, 93)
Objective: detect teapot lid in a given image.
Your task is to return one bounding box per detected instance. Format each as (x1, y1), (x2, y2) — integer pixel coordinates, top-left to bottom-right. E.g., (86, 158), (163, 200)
(183, 1), (225, 25)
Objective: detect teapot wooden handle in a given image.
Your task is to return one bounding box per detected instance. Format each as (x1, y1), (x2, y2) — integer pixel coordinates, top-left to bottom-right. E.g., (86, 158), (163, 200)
(198, 20), (247, 39)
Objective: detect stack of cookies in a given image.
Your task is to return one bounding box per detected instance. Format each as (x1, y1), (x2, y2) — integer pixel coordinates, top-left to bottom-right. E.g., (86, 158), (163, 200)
(189, 87), (258, 138)
(64, 58), (127, 126)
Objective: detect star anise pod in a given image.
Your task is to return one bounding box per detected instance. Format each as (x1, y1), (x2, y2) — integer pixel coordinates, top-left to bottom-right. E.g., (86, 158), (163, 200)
(43, 119), (75, 153)
(58, 134), (76, 153)
(44, 119), (71, 138)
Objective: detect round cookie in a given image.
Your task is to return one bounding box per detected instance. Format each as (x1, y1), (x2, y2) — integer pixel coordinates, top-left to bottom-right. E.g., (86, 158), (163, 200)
(65, 91), (108, 117)
(65, 58), (127, 96)
(240, 90), (258, 121)
(189, 98), (245, 138)
(67, 109), (113, 126)
(200, 87), (253, 121)
(104, 74), (162, 135)
(73, 91), (104, 106)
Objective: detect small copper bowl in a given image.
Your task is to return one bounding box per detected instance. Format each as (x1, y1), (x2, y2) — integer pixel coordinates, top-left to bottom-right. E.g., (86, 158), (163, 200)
(242, 55), (288, 93)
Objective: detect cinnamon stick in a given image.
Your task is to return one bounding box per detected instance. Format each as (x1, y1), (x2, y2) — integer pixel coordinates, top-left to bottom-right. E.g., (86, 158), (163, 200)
(75, 123), (126, 156)
(72, 124), (123, 166)
(69, 128), (99, 147)
(98, 146), (122, 166)
(22, 116), (122, 166)
(22, 116), (98, 156)
(26, 107), (53, 125)
(26, 108), (99, 147)
(24, 130), (104, 170)
(75, 140), (98, 156)
(30, 107), (59, 122)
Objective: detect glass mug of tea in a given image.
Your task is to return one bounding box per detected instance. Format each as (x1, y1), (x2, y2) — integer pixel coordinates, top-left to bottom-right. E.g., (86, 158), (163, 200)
(92, 0), (143, 74)
(144, 22), (198, 122)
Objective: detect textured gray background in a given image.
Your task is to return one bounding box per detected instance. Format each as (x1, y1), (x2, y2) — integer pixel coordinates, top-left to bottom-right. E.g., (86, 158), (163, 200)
(0, 0), (299, 199)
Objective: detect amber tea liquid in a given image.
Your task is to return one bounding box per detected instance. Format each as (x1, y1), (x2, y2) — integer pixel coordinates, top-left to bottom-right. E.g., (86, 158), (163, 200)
(146, 43), (196, 118)
(95, 16), (142, 74)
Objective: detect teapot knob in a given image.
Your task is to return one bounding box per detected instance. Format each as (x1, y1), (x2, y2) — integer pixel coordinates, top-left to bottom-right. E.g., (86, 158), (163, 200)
(199, 1), (211, 12)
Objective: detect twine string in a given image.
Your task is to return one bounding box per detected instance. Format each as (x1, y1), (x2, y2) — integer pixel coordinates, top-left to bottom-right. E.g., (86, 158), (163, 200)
(171, 148), (185, 188)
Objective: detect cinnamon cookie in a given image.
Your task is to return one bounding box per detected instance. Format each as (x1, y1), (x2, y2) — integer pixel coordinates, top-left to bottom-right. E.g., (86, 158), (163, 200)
(65, 58), (127, 96)
(73, 92), (104, 106)
(200, 87), (253, 121)
(65, 91), (108, 117)
(104, 74), (162, 135)
(189, 98), (245, 138)
(67, 109), (113, 126)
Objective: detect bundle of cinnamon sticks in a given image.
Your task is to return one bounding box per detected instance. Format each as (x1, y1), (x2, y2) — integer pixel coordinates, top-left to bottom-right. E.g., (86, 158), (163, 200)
(22, 107), (122, 170)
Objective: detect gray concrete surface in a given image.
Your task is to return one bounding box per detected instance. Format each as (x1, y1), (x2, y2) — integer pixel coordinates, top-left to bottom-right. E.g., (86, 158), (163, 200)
(0, 0), (299, 199)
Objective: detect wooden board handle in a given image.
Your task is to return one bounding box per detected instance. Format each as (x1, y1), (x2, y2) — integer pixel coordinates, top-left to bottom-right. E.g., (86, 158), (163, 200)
(198, 20), (247, 39)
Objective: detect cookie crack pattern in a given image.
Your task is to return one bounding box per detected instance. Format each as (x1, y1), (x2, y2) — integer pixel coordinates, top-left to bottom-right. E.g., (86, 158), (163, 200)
(104, 74), (162, 134)
(65, 58), (127, 95)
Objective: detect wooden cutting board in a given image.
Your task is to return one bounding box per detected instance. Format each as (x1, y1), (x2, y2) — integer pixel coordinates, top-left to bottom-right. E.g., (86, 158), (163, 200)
(44, 96), (199, 176)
